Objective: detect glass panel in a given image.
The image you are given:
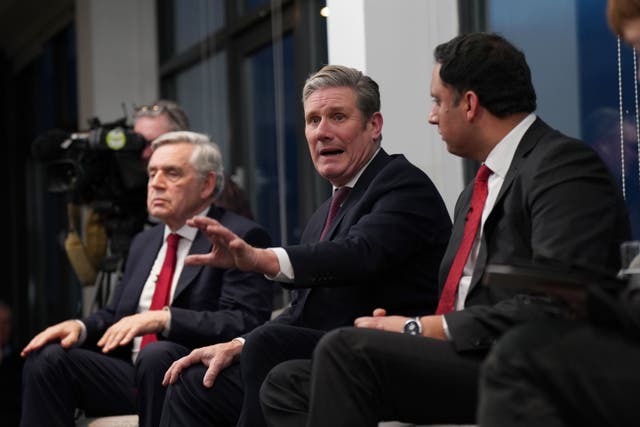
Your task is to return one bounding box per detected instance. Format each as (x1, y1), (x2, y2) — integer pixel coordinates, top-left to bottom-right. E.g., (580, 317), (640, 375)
(174, 52), (230, 169)
(488, 0), (640, 238)
(172, 0), (225, 54)
(243, 34), (300, 246)
(236, 0), (270, 15)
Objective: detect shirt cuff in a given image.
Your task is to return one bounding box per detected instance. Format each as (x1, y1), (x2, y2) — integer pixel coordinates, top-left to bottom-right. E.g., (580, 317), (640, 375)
(265, 247), (295, 283)
(441, 315), (452, 340)
(232, 337), (246, 346)
(74, 320), (87, 346)
(161, 306), (171, 337)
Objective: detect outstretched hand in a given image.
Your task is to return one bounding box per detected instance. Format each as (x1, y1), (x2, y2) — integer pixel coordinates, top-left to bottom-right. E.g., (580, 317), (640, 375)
(186, 216), (260, 271)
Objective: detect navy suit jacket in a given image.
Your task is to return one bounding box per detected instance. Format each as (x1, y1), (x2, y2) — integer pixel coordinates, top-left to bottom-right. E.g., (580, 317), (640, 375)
(442, 118), (631, 352)
(272, 148), (452, 331)
(82, 205), (273, 356)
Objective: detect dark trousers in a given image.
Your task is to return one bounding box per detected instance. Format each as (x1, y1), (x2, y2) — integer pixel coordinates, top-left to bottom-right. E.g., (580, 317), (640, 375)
(478, 319), (640, 427)
(260, 327), (483, 427)
(160, 324), (326, 427)
(21, 341), (189, 427)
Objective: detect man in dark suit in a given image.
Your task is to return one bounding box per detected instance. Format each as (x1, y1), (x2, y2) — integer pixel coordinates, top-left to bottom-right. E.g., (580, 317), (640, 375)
(477, 3), (640, 425)
(20, 131), (273, 427)
(258, 33), (631, 427)
(158, 64), (452, 427)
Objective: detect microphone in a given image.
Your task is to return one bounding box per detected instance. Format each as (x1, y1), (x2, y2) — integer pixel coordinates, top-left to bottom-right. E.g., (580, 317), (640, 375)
(31, 129), (70, 161)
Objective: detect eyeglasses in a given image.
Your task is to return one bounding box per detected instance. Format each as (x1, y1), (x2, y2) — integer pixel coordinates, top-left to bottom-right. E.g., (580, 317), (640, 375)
(133, 103), (173, 118)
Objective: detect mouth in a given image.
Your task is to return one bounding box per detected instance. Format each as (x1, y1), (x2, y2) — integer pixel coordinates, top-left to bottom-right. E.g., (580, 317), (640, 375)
(319, 148), (344, 157)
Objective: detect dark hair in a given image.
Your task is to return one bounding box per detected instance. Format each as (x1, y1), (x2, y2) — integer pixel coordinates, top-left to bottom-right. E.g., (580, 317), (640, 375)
(434, 32), (537, 117)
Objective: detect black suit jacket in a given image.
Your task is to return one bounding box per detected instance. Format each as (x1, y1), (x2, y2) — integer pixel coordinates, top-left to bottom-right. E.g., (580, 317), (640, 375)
(272, 148), (452, 330)
(82, 205), (274, 355)
(442, 118), (631, 351)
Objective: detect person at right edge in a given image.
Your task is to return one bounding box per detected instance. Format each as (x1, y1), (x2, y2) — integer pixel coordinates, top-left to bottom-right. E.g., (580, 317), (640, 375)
(258, 33), (631, 427)
(476, 2), (640, 426)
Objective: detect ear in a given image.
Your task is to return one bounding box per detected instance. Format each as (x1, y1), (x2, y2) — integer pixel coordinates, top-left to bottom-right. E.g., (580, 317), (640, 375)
(464, 91), (480, 121)
(369, 111), (384, 141)
(201, 172), (217, 199)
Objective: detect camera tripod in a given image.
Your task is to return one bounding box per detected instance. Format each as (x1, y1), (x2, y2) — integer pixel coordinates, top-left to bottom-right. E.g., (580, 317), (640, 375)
(87, 254), (124, 313)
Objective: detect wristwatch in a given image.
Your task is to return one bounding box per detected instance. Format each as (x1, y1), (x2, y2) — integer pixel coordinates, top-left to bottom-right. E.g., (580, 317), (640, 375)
(403, 317), (422, 335)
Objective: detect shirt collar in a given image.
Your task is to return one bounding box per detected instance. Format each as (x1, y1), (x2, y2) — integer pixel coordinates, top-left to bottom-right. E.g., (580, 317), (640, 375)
(164, 206), (210, 242)
(484, 113), (536, 178)
(333, 146), (381, 192)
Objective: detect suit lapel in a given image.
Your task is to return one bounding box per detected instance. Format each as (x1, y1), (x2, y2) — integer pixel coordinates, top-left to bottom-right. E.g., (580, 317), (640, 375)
(469, 118), (551, 290)
(488, 118), (548, 217)
(120, 229), (164, 314)
(321, 149), (390, 241)
(171, 206), (216, 301)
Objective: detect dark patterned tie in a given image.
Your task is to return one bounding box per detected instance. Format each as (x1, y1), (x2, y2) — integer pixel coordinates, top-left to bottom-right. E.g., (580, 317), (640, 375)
(320, 187), (351, 241)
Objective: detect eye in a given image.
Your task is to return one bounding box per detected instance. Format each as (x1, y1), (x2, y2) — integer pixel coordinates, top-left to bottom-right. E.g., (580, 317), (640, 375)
(333, 113), (345, 121)
(307, 116), (320, 125)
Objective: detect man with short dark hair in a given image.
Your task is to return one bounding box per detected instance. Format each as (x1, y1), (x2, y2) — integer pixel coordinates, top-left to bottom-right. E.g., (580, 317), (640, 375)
(476, 4), (640, 425)
(258, 33), (631, 427)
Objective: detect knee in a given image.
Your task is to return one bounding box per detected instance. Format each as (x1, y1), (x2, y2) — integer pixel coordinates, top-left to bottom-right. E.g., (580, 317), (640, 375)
(135, 341), (187, 381)
(243, 324), (288, 355)
(261, 361), (295, 403)
(23, 343), (67, 378)
(313, 327), (358, 362)
(260, 360), (310, 412)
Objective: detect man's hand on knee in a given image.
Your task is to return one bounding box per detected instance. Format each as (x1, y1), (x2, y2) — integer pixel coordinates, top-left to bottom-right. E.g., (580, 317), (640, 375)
(162, 339), (244, 388)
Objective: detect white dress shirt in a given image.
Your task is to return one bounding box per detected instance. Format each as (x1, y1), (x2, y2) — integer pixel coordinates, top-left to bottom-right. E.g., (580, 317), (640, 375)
(442, 113), (537, 337)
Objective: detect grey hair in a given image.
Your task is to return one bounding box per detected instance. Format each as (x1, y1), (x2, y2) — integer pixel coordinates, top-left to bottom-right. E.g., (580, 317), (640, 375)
(151, 131), (225, 199)
(302, 64), (382, 143)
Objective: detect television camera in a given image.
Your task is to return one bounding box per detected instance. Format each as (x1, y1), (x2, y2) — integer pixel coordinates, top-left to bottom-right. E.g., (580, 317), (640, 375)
(32, 116), (149, 266)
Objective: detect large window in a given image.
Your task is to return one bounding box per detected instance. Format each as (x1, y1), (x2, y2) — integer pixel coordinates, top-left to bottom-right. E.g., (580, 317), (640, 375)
(157, 0), (327, 307)
(158, 0), (328, 249)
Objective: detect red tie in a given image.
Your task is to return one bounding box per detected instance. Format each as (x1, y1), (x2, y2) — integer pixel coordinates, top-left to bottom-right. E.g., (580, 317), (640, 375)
(140, 233), (181, 349)
(320, 187), (351, 241)
(436, 165), (492, 315)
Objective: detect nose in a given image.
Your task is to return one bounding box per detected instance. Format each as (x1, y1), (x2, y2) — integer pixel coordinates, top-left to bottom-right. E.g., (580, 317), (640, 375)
(428, 107), (438, 125)
(315, 117), (333, 141)
(148, 171), (165, 187)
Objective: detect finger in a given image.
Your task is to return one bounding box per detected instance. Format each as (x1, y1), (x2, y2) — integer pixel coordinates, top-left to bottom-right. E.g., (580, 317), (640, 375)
(202, 359), (224, 388)
(189, 216), (219, 228)
(59, 333), (79, 349)
(354, 316), (374, 327)
(372, 308), (387, 317)
(206, 223), (238, 244)
(162, 362), (181, 386)
(184, 254), (214, 266)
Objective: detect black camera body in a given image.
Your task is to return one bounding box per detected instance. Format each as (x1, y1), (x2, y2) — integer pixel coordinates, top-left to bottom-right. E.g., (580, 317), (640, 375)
(32, 116), (149, 258)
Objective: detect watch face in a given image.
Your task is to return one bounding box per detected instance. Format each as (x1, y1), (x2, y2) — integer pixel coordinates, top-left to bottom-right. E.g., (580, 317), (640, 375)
(403, 319), (420, 335)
